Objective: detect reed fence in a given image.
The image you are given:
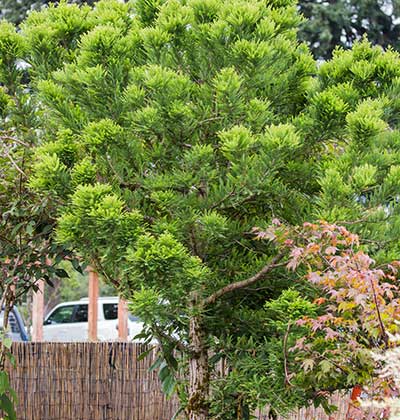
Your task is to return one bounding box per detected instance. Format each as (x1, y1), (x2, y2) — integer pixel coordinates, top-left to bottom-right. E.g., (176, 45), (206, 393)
(6, 342), (352, 420)
(8, 342), (178, 420)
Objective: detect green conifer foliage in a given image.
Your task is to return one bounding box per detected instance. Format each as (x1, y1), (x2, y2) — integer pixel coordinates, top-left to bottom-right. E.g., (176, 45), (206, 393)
(297, 40), (400, 263)
(25, 0), (317, 417)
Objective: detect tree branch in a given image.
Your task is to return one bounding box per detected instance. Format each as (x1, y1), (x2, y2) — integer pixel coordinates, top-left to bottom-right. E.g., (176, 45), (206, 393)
(0, 135), (30, 148)
(91, 257), (120, 289)
(2, 148), (27, 177)
(153, 324), (191, 354)
(210, 189), (236, 210)
(369, 276), (389, 348)
(203, 252), (286, 306)
(283, 321), (293, 387)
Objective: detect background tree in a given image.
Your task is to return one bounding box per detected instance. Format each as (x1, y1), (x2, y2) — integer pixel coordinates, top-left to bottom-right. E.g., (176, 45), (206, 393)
(0, 0), (96, 24)
(299, 0), (400, 59)
(3, 0), (400, 60)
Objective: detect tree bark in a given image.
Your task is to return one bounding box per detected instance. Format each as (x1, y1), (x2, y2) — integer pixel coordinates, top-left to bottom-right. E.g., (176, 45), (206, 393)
(184, 254), (285, 419)
(187, 296), (209, 420)
(0, 285), (14, 371)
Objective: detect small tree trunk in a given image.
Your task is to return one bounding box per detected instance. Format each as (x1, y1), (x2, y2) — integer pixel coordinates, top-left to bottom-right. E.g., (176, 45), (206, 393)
(0, 286), (14, 371)
(187, 297), (209, 420)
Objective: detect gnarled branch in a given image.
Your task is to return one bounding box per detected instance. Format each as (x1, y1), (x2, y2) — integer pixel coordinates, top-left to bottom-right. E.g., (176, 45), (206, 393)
(203, 252), (286, 306)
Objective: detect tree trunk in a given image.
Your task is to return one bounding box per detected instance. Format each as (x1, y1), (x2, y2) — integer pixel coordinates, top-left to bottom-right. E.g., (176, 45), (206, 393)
(187, 305), (209, 420)
(0, 285), (14, 371)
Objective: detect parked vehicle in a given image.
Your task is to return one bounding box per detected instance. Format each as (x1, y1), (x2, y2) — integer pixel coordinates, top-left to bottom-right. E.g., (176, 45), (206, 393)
(43, 297), (144, 342)
(0, 306), (29, 341)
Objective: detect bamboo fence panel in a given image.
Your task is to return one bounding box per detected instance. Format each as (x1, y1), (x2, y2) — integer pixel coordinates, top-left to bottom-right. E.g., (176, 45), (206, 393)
(7, 342), (179, 420)
(6, 342), (352, 420)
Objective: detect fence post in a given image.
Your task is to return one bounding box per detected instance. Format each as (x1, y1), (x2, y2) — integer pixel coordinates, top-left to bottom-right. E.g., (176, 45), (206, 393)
(32, 279), (44, 341)
(88, 267), (99, 341)
(118, 298), (128, 341)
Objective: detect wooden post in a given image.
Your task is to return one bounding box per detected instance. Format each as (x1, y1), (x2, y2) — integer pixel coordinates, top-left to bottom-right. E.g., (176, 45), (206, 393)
(118, 298), (128, 341)
(88, 268), (99, 341)
(32, 279), (44, 342)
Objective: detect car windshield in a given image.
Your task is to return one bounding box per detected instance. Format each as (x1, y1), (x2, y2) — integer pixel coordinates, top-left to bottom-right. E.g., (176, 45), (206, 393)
(47, 305), (75, 324)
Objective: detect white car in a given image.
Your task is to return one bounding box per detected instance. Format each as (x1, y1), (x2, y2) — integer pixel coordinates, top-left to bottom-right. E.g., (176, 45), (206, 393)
(43, 297), (144, 342)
